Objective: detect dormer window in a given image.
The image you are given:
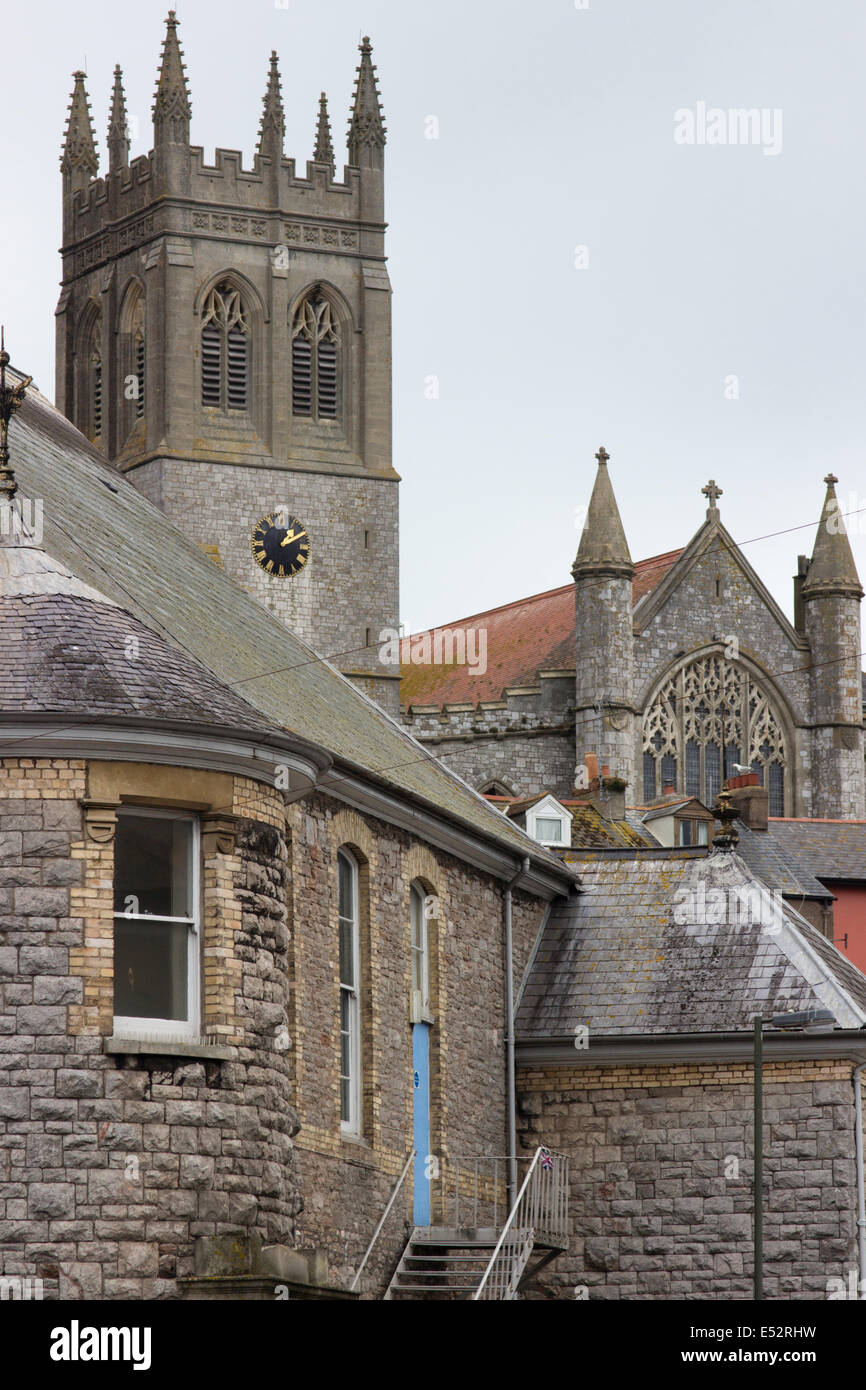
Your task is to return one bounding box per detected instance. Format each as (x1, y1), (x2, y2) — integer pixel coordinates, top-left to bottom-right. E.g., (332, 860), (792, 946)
(525, 795), (573, 848)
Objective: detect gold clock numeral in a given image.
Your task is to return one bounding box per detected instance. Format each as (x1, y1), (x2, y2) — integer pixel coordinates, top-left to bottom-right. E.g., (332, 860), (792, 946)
(265, 560), (274, 573)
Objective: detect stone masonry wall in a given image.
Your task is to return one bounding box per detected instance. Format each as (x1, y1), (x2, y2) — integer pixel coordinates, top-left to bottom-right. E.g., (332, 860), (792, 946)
(288, 791), (548, 1296)
(0, 758), (301, 1299)
(518, 1060), (860, 1300)
(132, 458), (400, 713)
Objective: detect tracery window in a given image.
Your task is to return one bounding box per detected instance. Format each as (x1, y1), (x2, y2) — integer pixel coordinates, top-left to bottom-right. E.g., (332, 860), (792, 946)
(291, 291), (339, 420)
(201, 283), (249, 411)
(642, 655), (786, 815)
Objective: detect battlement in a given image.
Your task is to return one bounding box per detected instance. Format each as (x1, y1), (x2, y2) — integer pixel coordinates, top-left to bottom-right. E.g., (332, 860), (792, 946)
(60, 18), (386, 246)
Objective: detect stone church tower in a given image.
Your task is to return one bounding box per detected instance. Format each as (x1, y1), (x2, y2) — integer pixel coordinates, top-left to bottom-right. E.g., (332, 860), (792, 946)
(55, 15), (399, 711)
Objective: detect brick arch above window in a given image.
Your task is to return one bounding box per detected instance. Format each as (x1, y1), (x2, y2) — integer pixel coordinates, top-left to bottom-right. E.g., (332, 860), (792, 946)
(402, 844), (441, 898)
(328, 809), (377, 867)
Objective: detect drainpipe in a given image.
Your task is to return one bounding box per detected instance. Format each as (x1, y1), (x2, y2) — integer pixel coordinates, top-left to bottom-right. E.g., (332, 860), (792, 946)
(504, 856), (530, 1208)
(854, 1063), (866, 1299)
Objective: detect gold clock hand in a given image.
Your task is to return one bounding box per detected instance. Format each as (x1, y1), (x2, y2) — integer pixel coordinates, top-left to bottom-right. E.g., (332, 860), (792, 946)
(280, 529), (301, 547)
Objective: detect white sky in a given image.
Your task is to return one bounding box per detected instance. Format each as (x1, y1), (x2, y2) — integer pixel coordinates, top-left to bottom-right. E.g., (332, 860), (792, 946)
(3, 0), (865, 642)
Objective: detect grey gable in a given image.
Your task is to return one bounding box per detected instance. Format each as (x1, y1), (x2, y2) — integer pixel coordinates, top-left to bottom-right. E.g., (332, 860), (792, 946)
(7, 385), (572, 883)
(633, 517), (805, 652)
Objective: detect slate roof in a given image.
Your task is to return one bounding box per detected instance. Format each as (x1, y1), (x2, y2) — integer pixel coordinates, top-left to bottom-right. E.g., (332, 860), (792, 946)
(767, 818), (866, 882)
(734, 823), (833, 901)
(400, 550), (682, 708)
(566, 805), (653, 850)
(516, 848), (866, 1038)
(0, 578), (279, 733)
(5, 381), (569, 875)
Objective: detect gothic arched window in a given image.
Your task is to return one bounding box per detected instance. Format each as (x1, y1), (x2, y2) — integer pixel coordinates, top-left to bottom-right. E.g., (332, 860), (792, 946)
(119, 288), (145, 439)
(291, 291), (340, 420)
(201, 283), (249, 411)
(82, 312), (103, 445)
(642, 655), (787, 815)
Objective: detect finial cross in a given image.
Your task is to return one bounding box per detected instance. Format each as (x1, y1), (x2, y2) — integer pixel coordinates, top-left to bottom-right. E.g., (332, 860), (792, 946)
(595, 446), (609, 466)
(702, 478), (723, 511)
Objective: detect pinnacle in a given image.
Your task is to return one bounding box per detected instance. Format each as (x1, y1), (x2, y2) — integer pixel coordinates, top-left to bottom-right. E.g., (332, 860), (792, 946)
(153, 9), (192, 129)
(108, 65), (130, 168)
(802, 473), (863, 600)
(313, 92), (335, 173)
(60, 71), (99, 177)
(258, 50), (285, 154)
(347, 33), (386, 164)
(572, 447), (634, 579)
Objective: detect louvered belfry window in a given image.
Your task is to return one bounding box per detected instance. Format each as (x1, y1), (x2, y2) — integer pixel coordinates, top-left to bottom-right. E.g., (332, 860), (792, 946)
(135, 332), (145, 419)
(291, 291), (340, 420)
(91, 353), (103, 440)
(201, 283), (250, 411)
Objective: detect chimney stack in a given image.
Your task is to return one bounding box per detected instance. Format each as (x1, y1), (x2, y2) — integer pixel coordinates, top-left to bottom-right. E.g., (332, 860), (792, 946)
(726, 773), (768, 831)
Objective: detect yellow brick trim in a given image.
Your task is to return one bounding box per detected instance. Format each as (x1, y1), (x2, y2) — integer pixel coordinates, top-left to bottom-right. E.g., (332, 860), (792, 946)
(518, 1059), (856, 1091)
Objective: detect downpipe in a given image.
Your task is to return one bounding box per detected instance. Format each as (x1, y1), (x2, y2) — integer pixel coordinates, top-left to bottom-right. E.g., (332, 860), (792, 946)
(504, 856), (530, 1208)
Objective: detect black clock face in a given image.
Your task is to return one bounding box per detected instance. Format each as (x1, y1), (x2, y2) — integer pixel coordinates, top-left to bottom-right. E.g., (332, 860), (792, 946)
(250, 512), (311, 577)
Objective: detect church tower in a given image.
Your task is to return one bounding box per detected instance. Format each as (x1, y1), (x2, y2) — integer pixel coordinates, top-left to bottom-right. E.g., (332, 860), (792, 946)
(802, 474), (865, 817)
(572, 447), (636, 796)
(55, 16), (399, 711)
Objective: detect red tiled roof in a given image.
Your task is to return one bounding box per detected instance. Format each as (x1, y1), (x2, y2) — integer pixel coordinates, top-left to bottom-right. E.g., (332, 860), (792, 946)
(400, 550), (683, 707)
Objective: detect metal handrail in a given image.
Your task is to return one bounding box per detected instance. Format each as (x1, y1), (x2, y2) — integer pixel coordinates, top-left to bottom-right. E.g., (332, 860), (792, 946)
(349, 1147), (415, 1293)
(473, 1147), (569, 1300)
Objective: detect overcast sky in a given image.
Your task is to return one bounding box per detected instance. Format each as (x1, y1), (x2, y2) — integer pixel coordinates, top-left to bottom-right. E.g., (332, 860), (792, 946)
(3, 0), (865, 642)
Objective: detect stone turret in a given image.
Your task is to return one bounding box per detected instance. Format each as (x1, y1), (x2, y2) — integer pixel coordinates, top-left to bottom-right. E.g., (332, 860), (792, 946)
(347, 36), (386, 221)
(152, 10), (192, 192)
(572, 447), (635, 795)
(314, 93), (336, 177)
(107, 65), (130, 174)
(802, 474), (865, 817)
(256, 51), (285, 200)
(60, 71), (98, 227)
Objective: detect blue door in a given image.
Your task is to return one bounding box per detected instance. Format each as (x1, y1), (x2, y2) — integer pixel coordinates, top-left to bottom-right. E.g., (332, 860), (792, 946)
(412, 1022), (431, 1225)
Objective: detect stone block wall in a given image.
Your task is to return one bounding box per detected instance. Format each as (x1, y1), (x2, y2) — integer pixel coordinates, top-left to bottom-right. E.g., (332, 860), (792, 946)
(131, 457), (399, 710)
(0, 758), (301, 1299)
(287, 792), (548, 1295)
(517, 1059), (861, 1300)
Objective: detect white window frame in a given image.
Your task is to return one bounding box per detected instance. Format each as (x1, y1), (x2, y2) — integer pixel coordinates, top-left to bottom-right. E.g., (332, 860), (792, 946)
(338, 848), (362, 1135)
(526, 795), (573, 848)
(112, 807), (201, 1041)
(410, 882), (431, 1020)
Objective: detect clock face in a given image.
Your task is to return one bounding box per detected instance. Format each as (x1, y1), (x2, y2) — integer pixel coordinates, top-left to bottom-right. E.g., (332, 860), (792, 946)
(250, 511), (311, 578)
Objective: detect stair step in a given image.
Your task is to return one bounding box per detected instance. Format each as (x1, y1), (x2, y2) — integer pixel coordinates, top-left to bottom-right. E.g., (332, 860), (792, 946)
(392, 1284), (481, 1293)
(404, 1253), (491, 1262)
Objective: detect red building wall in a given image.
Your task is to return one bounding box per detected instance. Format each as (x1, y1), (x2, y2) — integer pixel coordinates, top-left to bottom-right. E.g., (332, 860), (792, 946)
(827, 882), (866, 973)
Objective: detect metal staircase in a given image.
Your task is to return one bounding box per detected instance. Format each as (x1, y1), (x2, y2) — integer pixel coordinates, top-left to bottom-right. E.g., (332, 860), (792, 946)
(385, 1147), (568, 1301)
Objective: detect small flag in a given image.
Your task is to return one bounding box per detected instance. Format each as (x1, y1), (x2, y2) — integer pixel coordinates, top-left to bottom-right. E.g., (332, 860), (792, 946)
(540, 1147), (553, 1171)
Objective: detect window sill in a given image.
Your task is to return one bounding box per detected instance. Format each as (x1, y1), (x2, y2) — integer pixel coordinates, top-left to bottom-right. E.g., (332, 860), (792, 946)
(105, 1036), (236, 1061)
(340, 1130), (371, 1150)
